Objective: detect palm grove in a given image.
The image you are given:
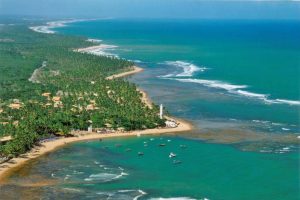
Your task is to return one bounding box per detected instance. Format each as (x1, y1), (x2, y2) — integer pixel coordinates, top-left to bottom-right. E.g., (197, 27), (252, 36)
(0, 25), (165, 158)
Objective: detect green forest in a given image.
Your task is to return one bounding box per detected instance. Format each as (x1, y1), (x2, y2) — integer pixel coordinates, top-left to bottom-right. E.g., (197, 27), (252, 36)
(0, 25), (165, 158)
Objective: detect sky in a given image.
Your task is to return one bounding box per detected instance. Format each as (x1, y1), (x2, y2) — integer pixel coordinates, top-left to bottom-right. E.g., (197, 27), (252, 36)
(0, 0), (299, 20)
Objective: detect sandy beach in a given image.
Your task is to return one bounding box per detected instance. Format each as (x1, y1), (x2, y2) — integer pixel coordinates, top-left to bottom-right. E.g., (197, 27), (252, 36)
(106, 66), (144, 80)
(0, 65), (192, 182)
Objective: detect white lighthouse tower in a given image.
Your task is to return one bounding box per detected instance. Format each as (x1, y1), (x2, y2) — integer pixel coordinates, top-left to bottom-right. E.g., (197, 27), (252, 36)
(159, 104), (163, 119)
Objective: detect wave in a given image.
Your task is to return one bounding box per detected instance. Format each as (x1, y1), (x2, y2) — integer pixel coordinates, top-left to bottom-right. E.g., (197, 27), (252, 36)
(236, 90), (300, 106)
(235, 90), (267, 99)
(169, 78), (300, 106)
(149, 197), (200, 200)
(160, 61), (208, 77)
(117, 189), (147, 200)
(130, 59), (143, 63)
(29, 19), (96, 34)
(84, 172), (128, 182)
(96, 189), (146, 200)
(172, 78), (247, 91)
(87, 38), (103, 43)
(269, 99), (300, 106)
(76, 44), (119, 58)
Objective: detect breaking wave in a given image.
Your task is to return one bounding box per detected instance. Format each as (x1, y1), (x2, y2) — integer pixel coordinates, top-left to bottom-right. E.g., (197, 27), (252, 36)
(160, 61), (208, 77)
(173, 78), (247, 90)
(96, 189), (146, 200)
(84, 172), (128, 182)
(149, 197), (203, 200)
(29, 19), (94, 34)
(86, 38), (103, 43)
(168, 78), (300, 106)
(76, 44), (119, 58)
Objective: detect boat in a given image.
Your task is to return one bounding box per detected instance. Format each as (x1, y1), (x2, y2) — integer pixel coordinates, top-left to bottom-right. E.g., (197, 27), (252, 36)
(180, 145), (187, 149)
(159, 143), (166, 147)
(173, 160), (182, 164)
(138, 152), (144, 156)
(169, 152), (177, 158)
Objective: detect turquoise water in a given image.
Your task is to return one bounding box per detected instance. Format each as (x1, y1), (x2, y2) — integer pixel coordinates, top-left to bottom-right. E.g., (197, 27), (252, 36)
(2, 19), (300, 199)
(57, 19), (300, 134)
(3, 136), (299, 200)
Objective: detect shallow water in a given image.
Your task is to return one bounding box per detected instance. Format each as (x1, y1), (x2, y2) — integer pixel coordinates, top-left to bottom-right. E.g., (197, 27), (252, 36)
(1, 136), (299, 200)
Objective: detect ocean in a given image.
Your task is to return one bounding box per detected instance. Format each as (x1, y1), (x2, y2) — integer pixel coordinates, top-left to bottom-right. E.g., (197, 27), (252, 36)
(2, 19), (299, 199)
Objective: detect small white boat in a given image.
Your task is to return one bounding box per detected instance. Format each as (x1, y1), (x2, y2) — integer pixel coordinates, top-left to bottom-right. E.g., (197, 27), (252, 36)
(138, 152), (144, 156)
(169, 152), (177, 158)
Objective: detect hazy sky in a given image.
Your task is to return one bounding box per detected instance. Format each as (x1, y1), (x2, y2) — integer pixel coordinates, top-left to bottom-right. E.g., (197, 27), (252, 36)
(0, 0), (299, 19)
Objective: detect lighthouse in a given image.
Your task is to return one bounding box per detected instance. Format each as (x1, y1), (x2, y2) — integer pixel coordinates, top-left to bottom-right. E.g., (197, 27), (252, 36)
(159, 104), (163, 119)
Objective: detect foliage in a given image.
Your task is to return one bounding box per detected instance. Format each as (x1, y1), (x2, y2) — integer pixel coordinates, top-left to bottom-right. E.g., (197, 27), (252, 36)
(0, 25), (165, 157)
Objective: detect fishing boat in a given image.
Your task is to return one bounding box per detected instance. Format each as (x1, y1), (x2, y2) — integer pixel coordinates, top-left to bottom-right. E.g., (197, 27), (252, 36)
(169, 152), (177, 158)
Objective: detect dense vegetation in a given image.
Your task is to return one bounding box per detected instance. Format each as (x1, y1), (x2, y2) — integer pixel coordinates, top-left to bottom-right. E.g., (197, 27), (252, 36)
(0, 25), (164, 158)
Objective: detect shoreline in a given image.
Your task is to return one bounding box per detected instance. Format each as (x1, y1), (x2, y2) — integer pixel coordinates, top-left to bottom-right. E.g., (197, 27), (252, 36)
(0, 65), (193, 182)
(106, 66), (144, 80)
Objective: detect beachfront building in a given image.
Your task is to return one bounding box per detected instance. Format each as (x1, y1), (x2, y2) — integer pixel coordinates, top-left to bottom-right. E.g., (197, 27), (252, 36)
(165, 120), (178, 128)
(8, 103), (22, 109)
(0, 136), (12, 145)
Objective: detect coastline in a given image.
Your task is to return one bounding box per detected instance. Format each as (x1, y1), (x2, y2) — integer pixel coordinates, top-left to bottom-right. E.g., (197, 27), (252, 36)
(0, 65), (193, 182)
(106, 66), (144, 80)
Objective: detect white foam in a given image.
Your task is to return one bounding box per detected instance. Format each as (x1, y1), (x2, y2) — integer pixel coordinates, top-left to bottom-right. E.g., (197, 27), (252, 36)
(29, 19), (95, 34)
(63, 187), (83, 193)
(272, 99), (300, 106)
(97, 189), (146, 200)
(149, 198), (198, 200)
(76, 44), (119, 58)
(84, 172), (128, 182)
(172, 78), (247, 91)
(168, 78), (300, 106)
(163, 61), (208, 77)
(118, 189), (147, 200)
(235, 90), (267, 99)
(87, 38), (102, 43)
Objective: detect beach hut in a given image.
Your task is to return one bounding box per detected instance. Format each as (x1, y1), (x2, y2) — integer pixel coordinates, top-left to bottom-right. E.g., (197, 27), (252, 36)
(117, 127), (125, 132)
(105, 123), (112, 128)
(8, 103), (22, 109)
(0, 136), (12, 145)
(86, 104), (95, 110)
(165, 120), (178, 128)
(42, 92), (51, 97)
(52, 96), (61, 102)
